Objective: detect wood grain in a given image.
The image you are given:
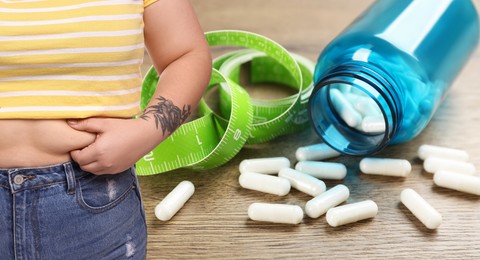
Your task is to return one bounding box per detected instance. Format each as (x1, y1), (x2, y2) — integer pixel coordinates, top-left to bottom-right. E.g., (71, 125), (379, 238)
(140, 1), (480, 258)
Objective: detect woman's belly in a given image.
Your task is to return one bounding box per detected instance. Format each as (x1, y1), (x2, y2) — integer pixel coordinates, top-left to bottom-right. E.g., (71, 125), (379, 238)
(0, 120), (96, 168)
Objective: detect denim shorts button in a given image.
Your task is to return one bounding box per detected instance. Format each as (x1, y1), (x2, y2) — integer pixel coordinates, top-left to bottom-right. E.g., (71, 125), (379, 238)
(13, 175), (24, 185)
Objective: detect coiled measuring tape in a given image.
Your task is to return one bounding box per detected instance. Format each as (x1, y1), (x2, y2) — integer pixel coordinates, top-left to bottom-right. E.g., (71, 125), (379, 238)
(135, 30), (314, 176)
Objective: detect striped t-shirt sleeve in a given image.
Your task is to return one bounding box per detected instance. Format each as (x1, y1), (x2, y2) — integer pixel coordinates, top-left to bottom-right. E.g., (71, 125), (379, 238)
(144, 0), (158, 8)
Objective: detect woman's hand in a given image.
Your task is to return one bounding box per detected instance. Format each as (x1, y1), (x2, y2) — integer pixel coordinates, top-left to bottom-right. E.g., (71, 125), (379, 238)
(67, 118), (160, 175)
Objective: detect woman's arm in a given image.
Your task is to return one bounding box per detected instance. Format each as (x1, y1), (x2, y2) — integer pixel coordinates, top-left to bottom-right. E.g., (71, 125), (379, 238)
(68, 0), (211, 174)
(141, 0), (212, 135)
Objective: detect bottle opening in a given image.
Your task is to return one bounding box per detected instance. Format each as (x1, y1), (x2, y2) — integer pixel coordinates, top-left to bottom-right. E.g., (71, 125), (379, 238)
(309, 75), (396, 156)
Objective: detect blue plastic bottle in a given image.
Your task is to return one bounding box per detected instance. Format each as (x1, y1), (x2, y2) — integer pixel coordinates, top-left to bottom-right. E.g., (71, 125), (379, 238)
(308, 0), (479, 155)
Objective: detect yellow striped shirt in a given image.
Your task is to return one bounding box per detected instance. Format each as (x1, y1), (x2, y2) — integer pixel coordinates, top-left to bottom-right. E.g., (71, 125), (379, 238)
(0, 0), (158, 119)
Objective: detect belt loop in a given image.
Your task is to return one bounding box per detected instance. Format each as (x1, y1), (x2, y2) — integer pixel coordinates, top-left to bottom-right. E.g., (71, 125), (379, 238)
(64, 162), (76, 195)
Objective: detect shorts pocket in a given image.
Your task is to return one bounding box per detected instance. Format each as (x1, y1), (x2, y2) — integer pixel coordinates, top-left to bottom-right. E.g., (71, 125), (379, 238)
(76, 168), (136, 213)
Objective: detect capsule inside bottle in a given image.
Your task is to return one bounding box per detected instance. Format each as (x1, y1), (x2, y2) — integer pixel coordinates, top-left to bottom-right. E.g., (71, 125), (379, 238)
(309, 78), (394, 156)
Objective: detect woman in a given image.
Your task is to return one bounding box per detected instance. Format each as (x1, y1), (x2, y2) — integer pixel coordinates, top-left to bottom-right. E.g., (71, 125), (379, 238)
(0, 0), (212, 258)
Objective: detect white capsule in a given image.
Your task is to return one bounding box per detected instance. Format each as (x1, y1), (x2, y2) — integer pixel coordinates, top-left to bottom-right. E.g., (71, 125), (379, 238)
(360, 116), (386, 134)
(360, 158), (411, 177)
(418, 144), (469, 161)
(423, 157), (476, 175)
(295, 161), (347, 180)
(305, 184), (350, 218)
(330, 88), (363, 127)
(278, 168), (326, 197)
(248, 203), (304, 224)
(326, 200), (378, 227)
(352, 86), (373, 96)
(333, 83), (352, 93)
(343, 92), (361, 105)
(295, 143), (341, 161)
(350, 95), (382, 118)
(434, 171), (480, 195)
(155, 181), (195, 221)
(239, 172), (291, 196)
(239, 157), (290, 174)
(400, 188), (442, 229)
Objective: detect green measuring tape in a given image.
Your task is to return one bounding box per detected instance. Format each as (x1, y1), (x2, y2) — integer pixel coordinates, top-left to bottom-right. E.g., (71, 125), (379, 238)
(135, 30), (314, 176)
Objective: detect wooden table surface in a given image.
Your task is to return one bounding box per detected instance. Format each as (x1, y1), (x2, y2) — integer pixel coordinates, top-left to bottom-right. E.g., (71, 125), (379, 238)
(139, 1), (480, 259)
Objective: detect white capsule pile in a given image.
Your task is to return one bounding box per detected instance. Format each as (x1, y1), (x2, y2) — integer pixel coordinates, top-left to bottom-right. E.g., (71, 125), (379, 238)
(329, 84), (386, 134)
(419, 144), (475, 175)
(330, 88), (363, 128)
(305, 184), (350, 219)
(238, 157), (302, 224)
(239, 143), (378, 227)
(295, 143), (347, 180)
(156, 142), (477, 232)
(237, 141), (479, 230)
(278, 168), (326, 197)
(417, 144), (480, 196)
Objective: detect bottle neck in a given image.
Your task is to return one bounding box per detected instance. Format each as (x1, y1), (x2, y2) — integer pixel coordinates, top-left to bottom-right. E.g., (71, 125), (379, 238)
(308, 63), (401, 155)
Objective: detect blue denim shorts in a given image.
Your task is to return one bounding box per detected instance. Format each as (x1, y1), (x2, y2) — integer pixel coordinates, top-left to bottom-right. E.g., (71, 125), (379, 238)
(0, 161), (147, 260)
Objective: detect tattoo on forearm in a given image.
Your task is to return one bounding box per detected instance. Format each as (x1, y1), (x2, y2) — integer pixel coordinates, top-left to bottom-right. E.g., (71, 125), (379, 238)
(140, 96), (191, 135)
